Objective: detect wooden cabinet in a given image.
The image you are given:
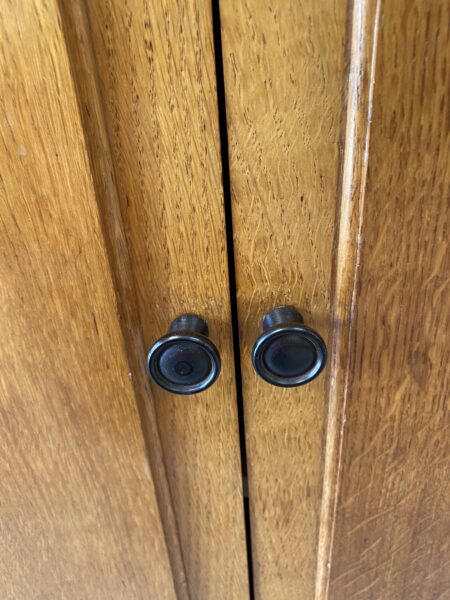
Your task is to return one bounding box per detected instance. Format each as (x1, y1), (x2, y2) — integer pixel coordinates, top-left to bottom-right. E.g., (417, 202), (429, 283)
(1, 1), (448, 598)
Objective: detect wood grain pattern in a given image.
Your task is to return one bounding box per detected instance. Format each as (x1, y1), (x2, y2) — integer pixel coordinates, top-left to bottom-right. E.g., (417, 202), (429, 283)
(84, 1), (249, 598)
(315, 1), (381, 598)
(0, 0), (177, 598)
(329, 2), (450, 598)
(220, 1), (348, 597)
(58, 2), (189, 596)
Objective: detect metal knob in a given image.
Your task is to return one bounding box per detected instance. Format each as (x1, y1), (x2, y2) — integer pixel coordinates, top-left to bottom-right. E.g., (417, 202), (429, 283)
(147, 314), (221, 395)
(252, 306), (327, 387)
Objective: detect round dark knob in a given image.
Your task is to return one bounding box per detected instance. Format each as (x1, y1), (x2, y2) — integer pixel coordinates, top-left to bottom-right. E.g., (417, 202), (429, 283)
(252, 306), (327, 387)
(147, 314), (221, 395)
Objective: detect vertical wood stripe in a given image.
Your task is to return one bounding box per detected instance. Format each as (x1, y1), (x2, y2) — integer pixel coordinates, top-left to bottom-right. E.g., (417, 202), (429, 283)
(0, 0), (176, 597)
(330, 1), (450, 597)
(315, 1), (381, 597)
(58, 1), (189, 596)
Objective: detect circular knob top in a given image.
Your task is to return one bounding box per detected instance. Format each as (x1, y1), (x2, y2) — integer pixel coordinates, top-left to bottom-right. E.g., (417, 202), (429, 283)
(252, 306), (327, 387)
(147, 314), (221, 395)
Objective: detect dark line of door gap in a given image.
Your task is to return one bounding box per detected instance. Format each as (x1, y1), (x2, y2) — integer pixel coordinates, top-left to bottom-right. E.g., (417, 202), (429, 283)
(211, 2), (255, 598)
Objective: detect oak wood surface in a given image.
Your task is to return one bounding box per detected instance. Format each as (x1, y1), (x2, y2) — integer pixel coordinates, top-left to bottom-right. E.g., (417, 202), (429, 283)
(220, 1), (348, 597)
(0, 0), (177, 597)
(315, 1), (381, 597)
(84, 1), (249, 598)
(58, 1), (189, 596)
(329, 1), (450, 598)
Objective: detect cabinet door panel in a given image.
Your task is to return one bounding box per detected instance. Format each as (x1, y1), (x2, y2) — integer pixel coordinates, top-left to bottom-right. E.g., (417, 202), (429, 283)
(222, 1), (450, 599)
(220, 1), (347, 597)
(0, 1), (177, 597)
(329, 1), (450, 597)
(84, 2), (249, 598)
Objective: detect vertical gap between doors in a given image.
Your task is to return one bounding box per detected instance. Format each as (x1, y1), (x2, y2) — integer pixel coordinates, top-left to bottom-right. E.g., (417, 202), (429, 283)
(211, 2), (255, 598)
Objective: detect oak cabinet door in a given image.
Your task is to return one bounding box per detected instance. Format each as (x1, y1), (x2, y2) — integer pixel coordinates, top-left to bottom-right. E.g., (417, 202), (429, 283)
(0, 1), (181, 597)
(221, 1), (347, 597)
(1, 1), (247, 599)
(328, 2), (450, 598)
(220, 1), (450, 598)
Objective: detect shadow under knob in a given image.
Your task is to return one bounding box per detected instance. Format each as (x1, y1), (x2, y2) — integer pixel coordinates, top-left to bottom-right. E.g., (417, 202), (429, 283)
(252, 306), (327, 387)
(147, 314), (221, 395)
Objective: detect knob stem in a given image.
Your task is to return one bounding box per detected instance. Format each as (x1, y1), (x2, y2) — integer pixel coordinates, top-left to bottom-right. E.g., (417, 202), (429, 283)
(262, 305), (303, 330)
(169, 313), (209, 336)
